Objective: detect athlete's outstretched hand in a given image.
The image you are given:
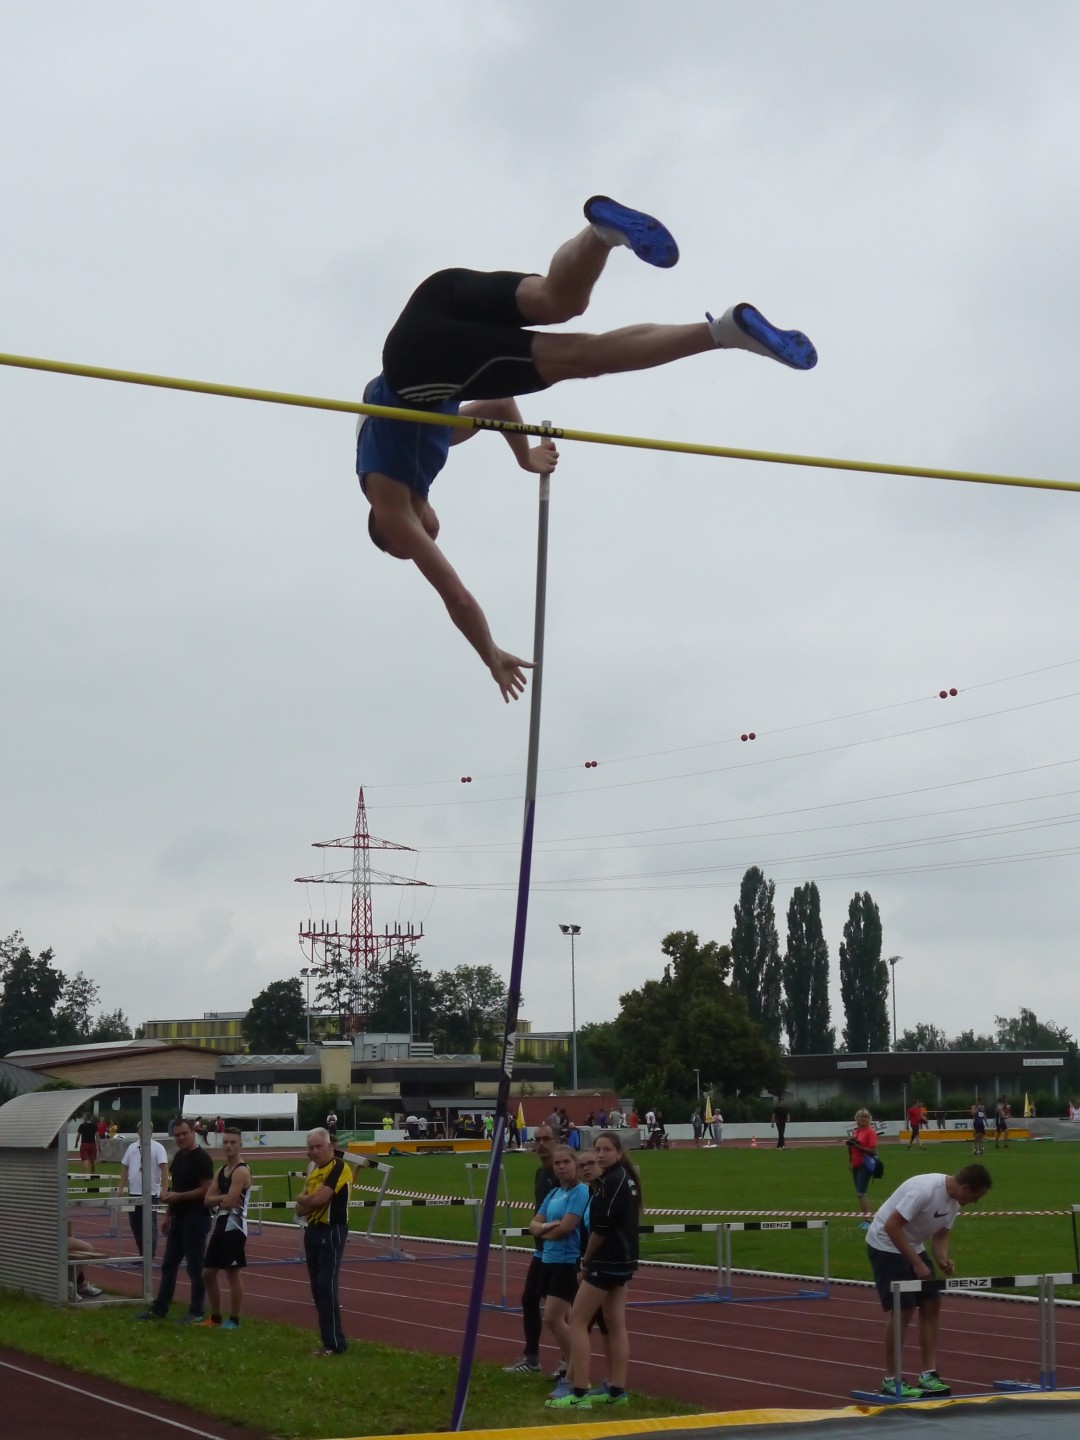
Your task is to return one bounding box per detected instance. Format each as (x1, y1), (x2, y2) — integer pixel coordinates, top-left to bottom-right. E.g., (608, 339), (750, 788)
(521, 439), (559, 474)
(490, 649), (534, 703)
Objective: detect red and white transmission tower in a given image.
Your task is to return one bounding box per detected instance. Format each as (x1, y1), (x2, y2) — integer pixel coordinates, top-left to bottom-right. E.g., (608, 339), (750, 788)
(295, 786), (427, 1031)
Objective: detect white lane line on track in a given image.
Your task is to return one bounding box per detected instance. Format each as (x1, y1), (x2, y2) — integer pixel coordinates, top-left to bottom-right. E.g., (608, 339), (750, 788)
(0, 1358), (233, 1439)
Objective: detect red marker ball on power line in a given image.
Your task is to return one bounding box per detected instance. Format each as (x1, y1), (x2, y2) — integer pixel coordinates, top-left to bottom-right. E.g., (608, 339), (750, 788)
(939, 691), (947, 699)
(949, 688), (957, 696)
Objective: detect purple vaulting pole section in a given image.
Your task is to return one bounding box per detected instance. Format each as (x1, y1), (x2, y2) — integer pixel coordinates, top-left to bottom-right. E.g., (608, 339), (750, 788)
(450, 448), (554, 1430)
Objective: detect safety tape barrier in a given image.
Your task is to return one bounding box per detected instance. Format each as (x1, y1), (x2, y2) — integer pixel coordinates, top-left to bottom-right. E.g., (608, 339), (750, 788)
(348, 1183), (1073, 1219)
(500, 1219), (829, 1238)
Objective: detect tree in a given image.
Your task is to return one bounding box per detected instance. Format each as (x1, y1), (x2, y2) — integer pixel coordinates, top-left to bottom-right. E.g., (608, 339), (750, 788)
(90, 1008), (134, 1042)
(589, 931), (785, 1099)
(948, 1028), (998, 1051)
(367, 950), (439, 1037)
(312, 940), (363, 1038)
(54, 970), (101, 1044)
(431, 964), (508, 1053)
(243, 979), (306, 1053)
(781, 882), (834, 1054)
(0, 933), (66, 1054)
(730, 867), (783, 1045)
(838, 892), (889, 1052)
(895, 1022), (951, 1052)
(993, 1008), (1074, 1052)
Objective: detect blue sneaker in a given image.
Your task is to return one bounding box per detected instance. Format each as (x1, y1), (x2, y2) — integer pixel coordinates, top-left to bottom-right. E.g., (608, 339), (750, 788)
(176, 1313), (206, 1326)
(547, 1381), (572, 1401)
(707, 303), (817, 370)
(220, 1318), (240, 1330)
(584, 196), (679, 268)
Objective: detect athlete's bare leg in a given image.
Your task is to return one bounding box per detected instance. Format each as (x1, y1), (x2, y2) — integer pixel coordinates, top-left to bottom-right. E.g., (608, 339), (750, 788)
(531, 321), (715, 384)
(516, 228), (613, 326)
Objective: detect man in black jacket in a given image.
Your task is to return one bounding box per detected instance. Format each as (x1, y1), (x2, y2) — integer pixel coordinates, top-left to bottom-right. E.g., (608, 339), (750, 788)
(504, 1123), (557, 1373)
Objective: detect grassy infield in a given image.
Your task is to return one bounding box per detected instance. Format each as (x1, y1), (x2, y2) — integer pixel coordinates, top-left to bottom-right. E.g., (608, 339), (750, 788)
(2, 1137), (1076, 1438)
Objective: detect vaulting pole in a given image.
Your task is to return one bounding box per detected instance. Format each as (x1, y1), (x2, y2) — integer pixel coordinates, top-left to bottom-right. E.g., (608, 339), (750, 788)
(449, 430), (553, 1431)
(1, 350), (1077, 495)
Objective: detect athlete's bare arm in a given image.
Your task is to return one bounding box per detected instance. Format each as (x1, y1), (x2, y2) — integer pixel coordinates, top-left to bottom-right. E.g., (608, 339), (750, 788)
(451, 397), (560, 475)
(365, 470), (533, 702)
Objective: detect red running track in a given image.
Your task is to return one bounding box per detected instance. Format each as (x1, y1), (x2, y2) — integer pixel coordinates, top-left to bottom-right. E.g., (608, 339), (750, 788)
(72, 1219), (1080, 1415)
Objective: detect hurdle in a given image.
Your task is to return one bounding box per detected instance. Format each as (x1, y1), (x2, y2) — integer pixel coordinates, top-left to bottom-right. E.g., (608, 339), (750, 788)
(850, 1269), (1080, 1403)
(493, 1219), (830, 1312)
(464, 1162), (513, 1240)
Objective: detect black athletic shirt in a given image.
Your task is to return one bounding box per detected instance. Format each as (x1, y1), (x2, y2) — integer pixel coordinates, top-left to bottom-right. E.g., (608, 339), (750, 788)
(76, 1121), (98, 1146)
(588, 1164), (640, 1268)
(167, 1144), (214, 1215)
(531, 1163), (559, 1255)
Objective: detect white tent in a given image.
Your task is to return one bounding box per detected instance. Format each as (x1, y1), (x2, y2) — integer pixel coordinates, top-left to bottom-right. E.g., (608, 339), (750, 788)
(182, 1093), (298, 1124)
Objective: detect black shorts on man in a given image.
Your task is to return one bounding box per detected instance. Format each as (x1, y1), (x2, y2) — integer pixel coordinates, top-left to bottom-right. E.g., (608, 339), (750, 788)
(867, 1245), (939, 1311)
(382, 269), (549, 404)
(205, 1229), (247, 1271)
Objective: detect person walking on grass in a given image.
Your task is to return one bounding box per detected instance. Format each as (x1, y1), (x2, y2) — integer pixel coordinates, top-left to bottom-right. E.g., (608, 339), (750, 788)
(358, 195), (816, 702)
(196, 1127), (251, 1331)
(865, 1164), (993, 1400)
(845, 1108), (879, 1229)
(548, 1130), (642, 1410)
(504, 1123), (558, 1374)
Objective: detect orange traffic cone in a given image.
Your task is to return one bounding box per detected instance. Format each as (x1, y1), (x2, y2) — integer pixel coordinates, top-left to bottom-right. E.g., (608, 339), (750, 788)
(750, 1135), (757, 1149)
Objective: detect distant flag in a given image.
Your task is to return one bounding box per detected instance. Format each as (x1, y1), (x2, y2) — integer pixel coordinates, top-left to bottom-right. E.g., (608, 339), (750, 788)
(1024, 1092), (1033, 1118)
(516, 1100), (526, 1139)
(704, 1094), (713, 1125)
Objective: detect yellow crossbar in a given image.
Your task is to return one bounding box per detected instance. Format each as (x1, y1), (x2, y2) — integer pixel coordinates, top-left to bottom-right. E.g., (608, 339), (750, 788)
(2, 349), (1077, 495)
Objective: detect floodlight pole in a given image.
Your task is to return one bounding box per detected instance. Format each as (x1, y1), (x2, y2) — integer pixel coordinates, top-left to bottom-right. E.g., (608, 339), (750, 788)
(559, 924), (581, 1091)
(887, 955), (902, 1049)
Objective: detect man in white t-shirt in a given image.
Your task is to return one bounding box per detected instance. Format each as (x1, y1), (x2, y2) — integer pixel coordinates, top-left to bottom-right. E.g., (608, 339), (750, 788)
(117, 1124), (170, 1257)
(865, 1164), (992, 1400)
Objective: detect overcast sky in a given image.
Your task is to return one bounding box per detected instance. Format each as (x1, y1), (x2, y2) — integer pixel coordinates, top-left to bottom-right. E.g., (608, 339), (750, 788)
(3, 3), (1079, 1058)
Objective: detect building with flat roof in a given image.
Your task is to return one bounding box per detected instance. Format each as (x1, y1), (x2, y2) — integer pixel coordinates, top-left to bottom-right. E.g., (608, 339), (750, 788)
(783, 1048), (1070, 1108)
(139, 1012), (248, 1052)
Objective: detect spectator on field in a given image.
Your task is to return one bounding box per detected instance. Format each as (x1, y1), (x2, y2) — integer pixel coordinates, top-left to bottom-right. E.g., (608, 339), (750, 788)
(417, 1113), (429, 1139)
(906, 1099), (927, 1150)
(67, 1228), (103, 1301)
(504, 1123), (558, 1375)
(771, 1101), (789, 1149)
(691, 1109), (704, 1147)
(296, 1128), (353, 1356)
(553, 1130), (642, 1409)
(198, 1127), (251, 1329)
(214, 1115), (225, 1146)
(117, 1123), (169, 1256)
(845, 1107), (879, 1228)
(709, 1107), (724, 1147)
(326, 1110), (339, 1140)
(76, 1113), (98, 1176)
(136, 1117), (214, 1323)
(529, 1145), (589, 1392)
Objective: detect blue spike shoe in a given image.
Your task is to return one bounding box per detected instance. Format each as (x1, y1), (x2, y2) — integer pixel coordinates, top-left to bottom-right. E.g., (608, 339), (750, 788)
(707, 303), (817, 370)
(584, 196), (679, 268)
